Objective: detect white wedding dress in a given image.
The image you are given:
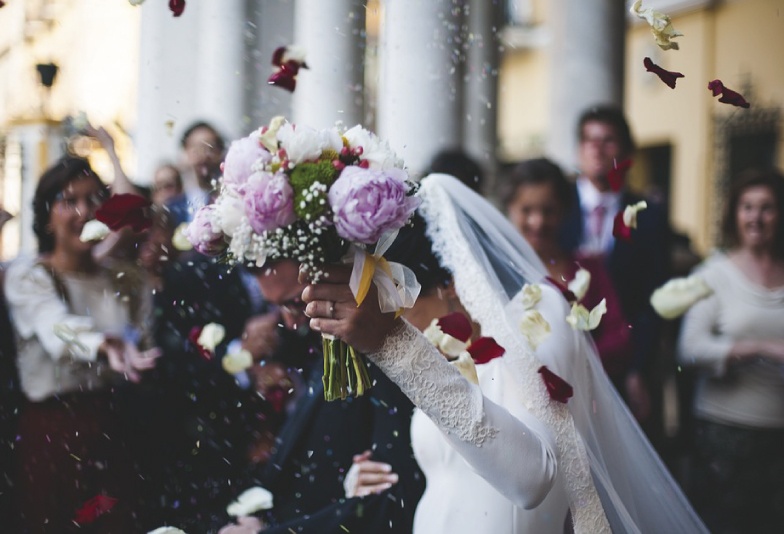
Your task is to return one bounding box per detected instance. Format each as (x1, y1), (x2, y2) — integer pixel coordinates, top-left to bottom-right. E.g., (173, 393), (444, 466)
(366, 174), (708, 534)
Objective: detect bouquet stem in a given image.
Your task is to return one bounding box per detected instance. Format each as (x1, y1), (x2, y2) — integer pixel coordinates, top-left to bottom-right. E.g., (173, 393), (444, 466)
(322, 335), (371, 401)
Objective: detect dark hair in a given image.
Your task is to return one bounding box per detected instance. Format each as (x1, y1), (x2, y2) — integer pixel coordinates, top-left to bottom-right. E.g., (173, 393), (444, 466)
(577, 105), (635, 156)
(385, 213), (451, 294)
(501, 158), (573, 211)
(721, 168), (784, 257)
(180, 121), (225, 152)
(33, 157), (106, 253)
(428, 149), (485, 194)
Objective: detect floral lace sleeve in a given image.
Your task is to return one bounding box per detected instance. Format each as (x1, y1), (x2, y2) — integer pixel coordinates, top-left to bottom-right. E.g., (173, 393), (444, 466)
(368, 320), (558, 510)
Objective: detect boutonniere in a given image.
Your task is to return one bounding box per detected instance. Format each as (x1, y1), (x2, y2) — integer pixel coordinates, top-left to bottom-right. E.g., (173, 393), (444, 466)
(538, 366), (573, 404)
(188, 322), (226, 360)
(613, 200), (647, 241)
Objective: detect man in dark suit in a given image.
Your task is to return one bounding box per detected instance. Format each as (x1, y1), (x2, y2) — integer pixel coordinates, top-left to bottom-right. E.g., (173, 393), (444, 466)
(561, 105), (671, 425)
(220, 260), (424, 534)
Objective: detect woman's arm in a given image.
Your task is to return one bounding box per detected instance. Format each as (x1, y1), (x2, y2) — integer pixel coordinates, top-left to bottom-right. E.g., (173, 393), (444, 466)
(303, 267), (558, 510)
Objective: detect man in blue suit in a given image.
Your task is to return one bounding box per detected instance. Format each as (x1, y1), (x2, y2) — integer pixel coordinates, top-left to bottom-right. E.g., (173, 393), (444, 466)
(561, 105), (671, 425)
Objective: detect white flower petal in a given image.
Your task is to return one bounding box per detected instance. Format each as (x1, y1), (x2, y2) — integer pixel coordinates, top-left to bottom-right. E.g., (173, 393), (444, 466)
(622, 201), (648, 229)
(567, 268), (591, 302)
(451, 352), (479, 385)
(651, 274), (713, 319)
(198, 323), (226, 352)
(630, 0), (683, 50)
(147, 528), (187, 534)
(566, 299), (607, 331)
(226, 486), (274, 517)
(79, 220), (110, 242)
(171, 223), (193, 251)
(438, 334), (469, 358)
(423, 319), (444, 346)
(520, 283), (542, 310)
(519, 310), (551, 349)
(222, 350), (254, 375)
(260, 116), (286, 153)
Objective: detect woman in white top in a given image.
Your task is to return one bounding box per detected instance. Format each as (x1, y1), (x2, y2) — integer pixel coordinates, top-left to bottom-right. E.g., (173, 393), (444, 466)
(303, 174), (707, 533)
(678, 168), (784, 533)
(4, 157), (159, 532)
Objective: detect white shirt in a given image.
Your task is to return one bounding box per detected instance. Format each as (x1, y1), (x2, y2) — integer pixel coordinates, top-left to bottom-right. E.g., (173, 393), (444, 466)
(576, 176), (621, 255)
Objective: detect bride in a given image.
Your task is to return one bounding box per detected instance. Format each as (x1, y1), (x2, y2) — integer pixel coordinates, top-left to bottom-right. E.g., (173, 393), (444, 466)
(303, 174), (707, 533)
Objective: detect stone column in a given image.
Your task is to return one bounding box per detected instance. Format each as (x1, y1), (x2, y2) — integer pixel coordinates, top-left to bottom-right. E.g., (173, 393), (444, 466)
(546, 0), (626, 168)
(463, 0), (502, 190)
(377, 0), (464, 176)
(197, 1), (247, 140)
(292, 0), (365, 129)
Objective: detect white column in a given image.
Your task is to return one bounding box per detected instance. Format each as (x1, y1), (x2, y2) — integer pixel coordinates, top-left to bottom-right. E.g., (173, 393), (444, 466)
(197, 1), (247, 140)
(546, 0), (626, 168)
(463, 0), (502, 186)
(291, 0), (365, 129)
(377, 0), (463, 176)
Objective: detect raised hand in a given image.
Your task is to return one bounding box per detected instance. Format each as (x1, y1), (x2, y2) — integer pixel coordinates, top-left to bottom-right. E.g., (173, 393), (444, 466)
(99, 338), (161, 383)
(301, 264), (401, 354)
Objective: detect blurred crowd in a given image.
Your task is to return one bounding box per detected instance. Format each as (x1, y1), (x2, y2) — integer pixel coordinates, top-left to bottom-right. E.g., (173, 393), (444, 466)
(0, 105), (782, 533)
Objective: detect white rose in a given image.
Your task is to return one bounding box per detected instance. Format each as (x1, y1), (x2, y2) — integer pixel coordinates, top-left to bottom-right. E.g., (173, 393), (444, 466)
(147, 528), (186, 534)
(277, 123), (342, 165)
(567, 268), (591, 302)
(520, 310), (551, 349)
(650, 274), (713, 319)
(519, 283), (542, 310)
(566, 299), (607, 331)
(222, 349), (254, 375)
(227, 486), (274, 517)
(451, 352), (479, 385)
(79, 220), (110, 242)
(342, 125), (403, 170)
(197, 323), (226, 352)
(622, 201), (648, 229)
(215, 191), (245, 237)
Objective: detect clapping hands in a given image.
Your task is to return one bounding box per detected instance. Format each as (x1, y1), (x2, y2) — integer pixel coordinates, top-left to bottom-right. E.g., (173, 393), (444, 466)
(99, 338), (160, 383)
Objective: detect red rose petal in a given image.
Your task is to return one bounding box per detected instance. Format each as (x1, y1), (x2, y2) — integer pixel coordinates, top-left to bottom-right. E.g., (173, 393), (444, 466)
(643, 57), (684, 89)
(607, 158), (633, 192)
(612, 209), (632, 241)
(268, 68), (297, 92)
(94, 193), (152, 232)
(545, 276), (577, 303)
(436, 312), (473, 343)
(74, 495), (118, 524)
(271, 46), (286, 67)
(538, 366), (573, 404)
(169, 0), (185, 17)
(708, 79), (750, 108)
(467, 337), (505, 365)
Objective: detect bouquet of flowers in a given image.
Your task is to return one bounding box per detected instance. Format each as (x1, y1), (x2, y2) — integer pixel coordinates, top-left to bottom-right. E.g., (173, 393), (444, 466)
(187, 117), (421, 400)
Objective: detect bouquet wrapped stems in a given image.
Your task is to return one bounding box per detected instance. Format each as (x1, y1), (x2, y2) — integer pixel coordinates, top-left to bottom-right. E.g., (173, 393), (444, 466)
(322, 335), (372, 401)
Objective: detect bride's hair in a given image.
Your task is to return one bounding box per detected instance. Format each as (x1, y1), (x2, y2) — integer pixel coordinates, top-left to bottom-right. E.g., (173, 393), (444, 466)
(385, 212), (451, 293)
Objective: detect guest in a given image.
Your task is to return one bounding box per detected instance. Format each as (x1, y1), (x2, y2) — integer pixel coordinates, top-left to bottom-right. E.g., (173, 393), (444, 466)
(504, 158), (632, 383)
(678, 168), (784, 533)
(151, 163), (183, 207)
(4, 156), (160, 532)
(166, 121), (225, 225)
(560, 105), (671, 423)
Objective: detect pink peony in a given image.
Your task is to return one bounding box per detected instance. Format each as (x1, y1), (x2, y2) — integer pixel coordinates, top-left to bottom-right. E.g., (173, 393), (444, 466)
(223, 135), (271, 191)
(328, 166), (420, 244)
(186, 205), (226, 256)
(243, 171), (297, 234)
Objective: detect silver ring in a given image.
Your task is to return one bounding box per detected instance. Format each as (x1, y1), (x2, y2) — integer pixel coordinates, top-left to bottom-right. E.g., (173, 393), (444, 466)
(328, 301), (336, 319)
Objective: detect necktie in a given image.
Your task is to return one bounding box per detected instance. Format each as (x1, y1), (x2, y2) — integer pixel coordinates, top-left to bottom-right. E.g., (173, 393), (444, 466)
(589, 204), (606, 247)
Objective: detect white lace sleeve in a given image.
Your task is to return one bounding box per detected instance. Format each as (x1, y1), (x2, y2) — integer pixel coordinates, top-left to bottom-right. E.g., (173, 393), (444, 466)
(369, 320), (558, 510)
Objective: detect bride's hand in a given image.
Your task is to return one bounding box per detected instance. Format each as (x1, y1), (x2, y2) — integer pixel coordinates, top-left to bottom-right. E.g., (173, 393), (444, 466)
(344, 450), (399, 497)
(301, 264), (400, 353)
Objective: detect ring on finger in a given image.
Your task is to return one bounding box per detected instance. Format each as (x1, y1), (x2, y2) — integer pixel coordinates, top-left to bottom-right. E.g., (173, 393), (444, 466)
(328, 301), (336, 319)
